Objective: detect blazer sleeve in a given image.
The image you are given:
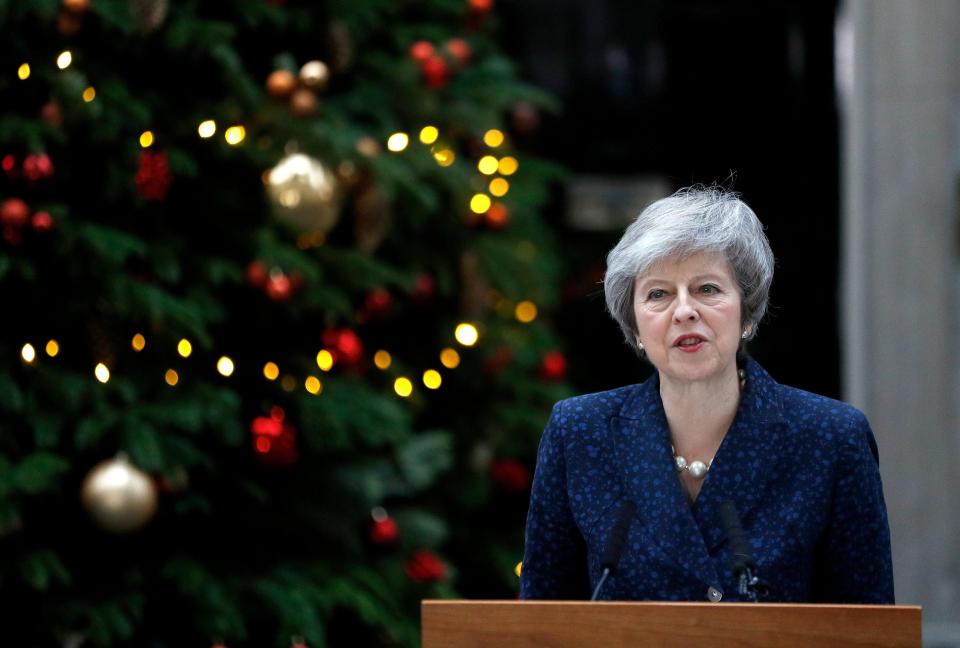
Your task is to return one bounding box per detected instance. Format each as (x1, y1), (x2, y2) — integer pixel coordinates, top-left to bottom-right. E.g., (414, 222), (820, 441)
(519, 401), (590, 599)
(811, 412), (895, 603)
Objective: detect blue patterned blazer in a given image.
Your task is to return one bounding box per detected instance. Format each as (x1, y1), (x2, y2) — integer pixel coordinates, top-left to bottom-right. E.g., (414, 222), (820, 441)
(520, 357), (894, 603)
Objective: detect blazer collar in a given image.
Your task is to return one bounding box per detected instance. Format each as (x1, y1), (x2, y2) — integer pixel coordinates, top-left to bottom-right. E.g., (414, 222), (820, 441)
(612, 356), (790, 587)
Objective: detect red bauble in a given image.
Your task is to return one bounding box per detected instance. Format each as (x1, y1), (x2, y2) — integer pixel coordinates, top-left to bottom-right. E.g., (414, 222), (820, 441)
(490, 458), (532, 491)
(0, 198), (30, 228)
(266, 273), (293, 301)
(322, 327), (364, 365)
(135, 150), (172, 201)
(246, 261), (268, 287)
(411, 273), (435, 303)
(364, 287), (392, 317)
(23, 153), (54, 182)
(409, 40), (435, 64)
(485, 203), (510, 229)
(422, 55), (449, 89)
(251, 415), (298, 467)
(468, 0), (493, 12)
(31, 211), (54, 232)
(404, 550), (447, 583)
(1, 154), (15, 174)
(370, 517), (399, 544)
(539, 350), (567, 381)
(445, 38), (471, 66)
(266, 69), (296, 99)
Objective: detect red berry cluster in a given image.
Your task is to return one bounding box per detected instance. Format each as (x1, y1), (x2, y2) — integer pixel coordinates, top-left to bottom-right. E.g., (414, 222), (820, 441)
(2, 153), (55, 183)
(135, 150), (172, 201)
(246, 261), (304, 302)
(409, 38), (472, 89)
(250, 407), (298, 467)
(404, 549), (448, 583)
(490, 458), (532, 491)
(0, 198), (54, 244)
(321, 327), (364, 366)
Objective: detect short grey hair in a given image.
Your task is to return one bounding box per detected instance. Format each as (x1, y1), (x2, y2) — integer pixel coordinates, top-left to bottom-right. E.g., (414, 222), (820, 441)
(603, 186), (774, 353)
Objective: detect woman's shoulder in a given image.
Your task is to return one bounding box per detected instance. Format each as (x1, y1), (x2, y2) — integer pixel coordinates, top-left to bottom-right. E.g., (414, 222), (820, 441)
(551, 383), (644, 421)
(773, 382), (878, 461)
(776, 383), (870, 428)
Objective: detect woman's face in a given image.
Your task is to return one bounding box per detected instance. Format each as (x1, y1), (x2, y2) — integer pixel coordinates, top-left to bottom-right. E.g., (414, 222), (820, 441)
(633, 251), (743, 387)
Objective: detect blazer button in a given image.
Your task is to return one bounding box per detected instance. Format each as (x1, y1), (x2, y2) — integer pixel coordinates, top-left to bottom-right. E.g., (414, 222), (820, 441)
(707, 587), (723, 602)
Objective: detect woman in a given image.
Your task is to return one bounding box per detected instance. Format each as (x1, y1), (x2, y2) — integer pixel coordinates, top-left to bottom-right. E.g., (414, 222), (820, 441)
(519, 186), (894, 603)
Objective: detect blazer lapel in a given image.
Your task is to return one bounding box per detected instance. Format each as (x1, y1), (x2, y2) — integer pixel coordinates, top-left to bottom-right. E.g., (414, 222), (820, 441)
(612, 373), (720, 589)
(692, 357), (793, 552)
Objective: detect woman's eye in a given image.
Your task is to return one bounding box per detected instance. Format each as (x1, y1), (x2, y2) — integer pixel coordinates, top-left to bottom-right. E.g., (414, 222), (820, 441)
(699, 284), (719, 294)
(647, 289), (666, 300)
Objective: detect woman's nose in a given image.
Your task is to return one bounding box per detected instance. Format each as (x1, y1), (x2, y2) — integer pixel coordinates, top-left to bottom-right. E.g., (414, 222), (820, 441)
(673, 292), (700, 322)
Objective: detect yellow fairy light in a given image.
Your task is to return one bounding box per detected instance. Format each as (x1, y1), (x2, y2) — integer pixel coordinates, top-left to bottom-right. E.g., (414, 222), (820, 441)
(477, 155), (499, 175)
(489, 177), (509, 197)
(263, 362), (280, 380)
(45, 340), (60, 357)
(440, 347), (460, 369)
(177, 338), (192, 358)
(131, 333), (146, 351)
(419, 126), (439, 144)
(373, 350), (392, 370)
(316, 349), (335, 372)
(216, 356), (235, 376)
(165, 369), (179, 386)
(280, 375), (297, 392)
(454, 323), (479, 346)
(470, 194), (491, 214)
(433, 148), (455, 167)
(305, 375), (322, 395)
(393, 377), (413, 397)
(498, 156), (519, 176)
(387, 132), (409, 152)
(82, 86), (96, 102)
(21, 343), (36, 364)
(56, 51), (72, 70)
(422, 369), (442, 390)
(139, 131), (154, 148)
(515, 561), (523, 577)
(483, 129), (505, 147)
(17, 63), (30, 80)
(515, 300), (538, 323)
(224, 125), (246, 145)
(94, 363), (110, 383)
(197, 120), (216, 138)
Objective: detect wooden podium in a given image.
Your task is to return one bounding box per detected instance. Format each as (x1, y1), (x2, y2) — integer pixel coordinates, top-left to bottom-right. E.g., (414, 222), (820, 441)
(422, 600), (922, 647)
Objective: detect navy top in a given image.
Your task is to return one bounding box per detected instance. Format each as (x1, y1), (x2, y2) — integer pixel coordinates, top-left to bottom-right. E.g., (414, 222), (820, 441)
(520, 357), (894, 603)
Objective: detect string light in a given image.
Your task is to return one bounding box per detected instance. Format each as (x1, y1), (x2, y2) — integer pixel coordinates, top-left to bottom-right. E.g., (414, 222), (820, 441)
(440, 348), (460, 369)
(82, 86), (96, 102)
(280, 375), (297, 392)
(305, 375), (322, 395)
(224, 126), (245, 145)
(498, 156), (519, 176)
(21, 343), (36, 363)
(177, 339), (192, 358)
(422, 369), (442, 389)
(433, 148), (455, 166)
(515, 301), (538, 323)
(17, 63), (30, 80)
(131, 333), (146, 351)
(419, 126), (439, 144)
(454, 323), (479, 346)
(477, 155), (499, 175)
(515, 561), (523, 577)
(470, 194), (491, 214)
(94, 363), (110, 383)
(216, 356), (235, 376)
(387, 132), (409, 152)
(373, 350), (392, 370)
(263, 362), (279, 380)
(56, 51), (72, 70)
(165, 369), (179, 386)
(489, 178), (509, 197)
(483, 129), (505, 147)
(393, 377), (413, 397)
(45, 340), (60, 357)
(197, 120), (216, 138)
(139, 131), (154, 148)
(316, 349), (334, 372)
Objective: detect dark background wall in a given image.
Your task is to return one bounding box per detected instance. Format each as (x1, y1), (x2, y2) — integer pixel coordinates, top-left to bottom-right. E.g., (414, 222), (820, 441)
(501, 0), (841, 397)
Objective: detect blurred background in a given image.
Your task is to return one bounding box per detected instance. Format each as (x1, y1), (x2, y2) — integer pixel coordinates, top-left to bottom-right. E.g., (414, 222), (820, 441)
(1, 0), (957, 646)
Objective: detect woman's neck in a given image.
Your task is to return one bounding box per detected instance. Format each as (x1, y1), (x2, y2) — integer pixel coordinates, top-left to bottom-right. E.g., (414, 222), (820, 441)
(658, 363), (741, 453)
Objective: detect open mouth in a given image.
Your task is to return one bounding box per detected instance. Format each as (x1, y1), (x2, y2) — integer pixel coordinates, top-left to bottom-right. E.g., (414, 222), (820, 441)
(675, 336), (705, 347)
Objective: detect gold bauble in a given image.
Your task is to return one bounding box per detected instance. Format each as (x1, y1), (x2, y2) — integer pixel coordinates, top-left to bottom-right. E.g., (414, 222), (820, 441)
(299, 60), (330, 91)
(289, 88), (319, 118)
(266, 153), (341, 234)
(81, 455), (157, 534)
(266, 69), (297, 99)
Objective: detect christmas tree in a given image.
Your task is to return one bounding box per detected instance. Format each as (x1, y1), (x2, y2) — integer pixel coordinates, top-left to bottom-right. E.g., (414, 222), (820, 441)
(0, 1), (569, 646)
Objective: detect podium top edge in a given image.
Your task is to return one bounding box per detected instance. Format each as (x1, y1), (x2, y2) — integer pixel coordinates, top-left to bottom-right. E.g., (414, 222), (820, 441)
(421, 600), (922, 612)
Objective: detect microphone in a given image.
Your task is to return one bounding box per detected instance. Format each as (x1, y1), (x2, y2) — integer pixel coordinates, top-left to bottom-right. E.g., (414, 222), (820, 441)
(590, 499), (636, 601)
(719, 500), (768, 601)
